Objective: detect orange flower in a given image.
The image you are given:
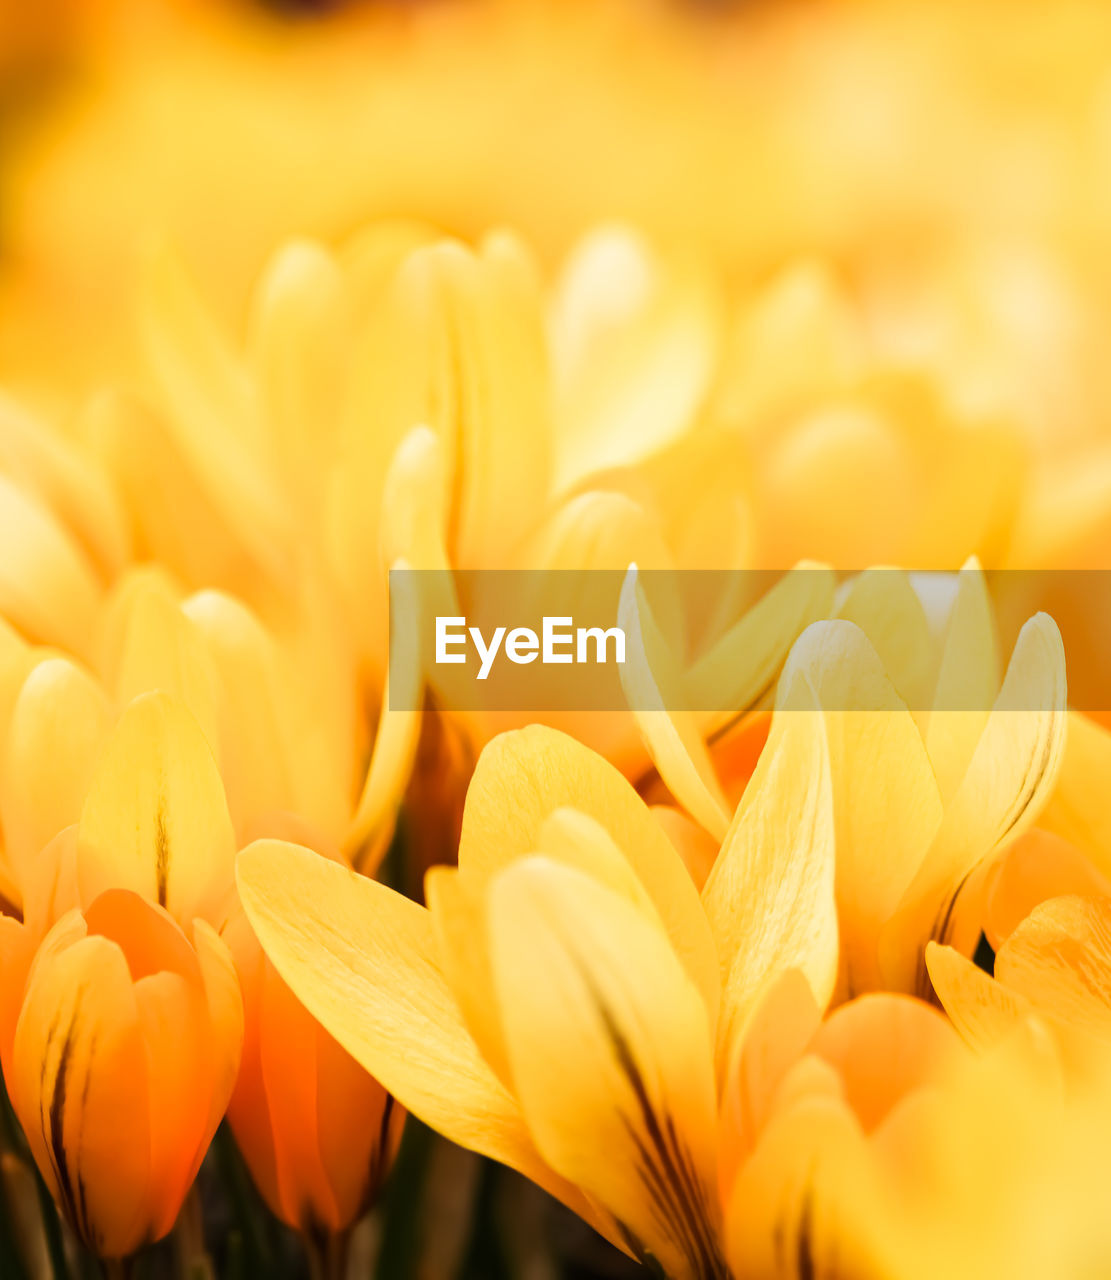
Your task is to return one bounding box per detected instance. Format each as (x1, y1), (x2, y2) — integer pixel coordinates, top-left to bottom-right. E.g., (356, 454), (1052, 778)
(224, 898), (404, 1235)
(0, 887), (242, 1259)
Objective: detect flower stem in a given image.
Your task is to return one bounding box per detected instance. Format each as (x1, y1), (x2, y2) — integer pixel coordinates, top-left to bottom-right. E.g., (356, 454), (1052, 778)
(305, 1228), (350, 1280)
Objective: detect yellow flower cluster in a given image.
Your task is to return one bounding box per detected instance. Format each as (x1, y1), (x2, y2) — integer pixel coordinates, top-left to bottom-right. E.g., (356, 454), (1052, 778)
(2, 2), (1111, 1278)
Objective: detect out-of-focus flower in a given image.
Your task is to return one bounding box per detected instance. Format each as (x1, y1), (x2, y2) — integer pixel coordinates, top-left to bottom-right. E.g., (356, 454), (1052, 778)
(623, 563), (1067, 999)
(709, 264), (1029, 571)
(236, 702), (839, 1279)
(9, 0), (1111, 418)
(925, 718), (1111, 1066)
(0, 395), (127, 660)
(0, 887), (242, 1258)
(924, 706), (1111, 1067)
(720, 982), (966, 1279)
(727, 976), (1111, 1279)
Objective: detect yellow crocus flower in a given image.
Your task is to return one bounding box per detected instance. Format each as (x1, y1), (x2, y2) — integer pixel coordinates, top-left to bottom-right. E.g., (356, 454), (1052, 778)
(235, 698), (838, 1280)
(624, 563), (1067, 1000)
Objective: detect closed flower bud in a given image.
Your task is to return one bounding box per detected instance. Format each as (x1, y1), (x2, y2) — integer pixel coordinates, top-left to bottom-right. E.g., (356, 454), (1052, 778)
(224, 880), (404, 1236)
(3, 888), (243, 1259)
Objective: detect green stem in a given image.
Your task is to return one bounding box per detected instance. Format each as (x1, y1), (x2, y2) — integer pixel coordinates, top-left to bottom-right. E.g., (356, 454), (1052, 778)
(174, 1185), (214, 1280)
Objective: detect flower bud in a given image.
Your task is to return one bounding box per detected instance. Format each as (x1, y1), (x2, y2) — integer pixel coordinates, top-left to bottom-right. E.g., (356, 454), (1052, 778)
(4, 888), (242, 1258)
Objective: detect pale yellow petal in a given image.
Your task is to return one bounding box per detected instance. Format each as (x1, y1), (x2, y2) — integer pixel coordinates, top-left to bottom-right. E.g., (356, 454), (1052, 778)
(0, 471), (102, 658)
(247, 239), (350, 509)
(1, 657), (112, 885)
(180, 589), (295, 835)
(1039, 712), (1111, 881)
(96, 569), (220, 756)
(702, 675), (838, 1052)
(724, 1091), (899, 1280)
(834, 567), (934, 713)
(778, 620), (942, 997)
(618, 564), (730, 841)
(76, 692), (236, 929)
(925, 942), (1033, 1053)
(995, 895), (1111, 1043)
(686, 562), (836, 736)
(458, 725), (720, 1025)
(489, 857), (722, 1280)
(138, 245), (294, 587)
(922, 558), (999, 803)
(882, 614), (1067, 995)
(551, 227), (722, 493)
(0, 394), (128, 582)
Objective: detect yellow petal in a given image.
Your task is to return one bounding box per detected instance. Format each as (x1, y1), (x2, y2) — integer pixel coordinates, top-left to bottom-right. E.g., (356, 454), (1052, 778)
(652, 805), (720, 893)
(833, 567), (934, 713)
(778, 620), (942, 997)
(618, 564), (730, 841)
(724, 1090), (897, 1280)
(86, 389), (275, 601)
(807, 993), (964, 1133)
(702, 676), (838, 1052)
(983, 830), (1111, 950)
(429, 806), (666, 1092)
(489, 857), (723, 1280)
(1, 657), (112, 886)
(234, 840), (595, 1224)
(345, 570), (424, 873)
(719, 969), (822, 1186)
(711, 261), (862, 432)
(995, 895), (1111, 1043)
(550, 227), (722, 493)
(458, 725), (720, 1025)
(0, 394), (128, 582)
(1039, 711), (1111, 882)
(882, 614), (1067, 995)
(247, 239), (350, 510)
(535, 807), (664, 915)
(76, 692), (236, 929)
(925, 942), (1033, 1052)
(424, 865), (512, 1088)
(452, 232), (551, 569)
(516, 489), (676, 576)
(96, 569), (220, 755)
(921, 557), (999, 803)
(138, 245), (294, 588)
(0, 471), (102, 658)
(686, 562), (836, 737)
(180, 589), (295, 834)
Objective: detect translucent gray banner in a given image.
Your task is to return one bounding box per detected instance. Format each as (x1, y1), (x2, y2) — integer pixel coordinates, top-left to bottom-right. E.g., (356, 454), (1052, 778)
(387, 568), (1094, 713)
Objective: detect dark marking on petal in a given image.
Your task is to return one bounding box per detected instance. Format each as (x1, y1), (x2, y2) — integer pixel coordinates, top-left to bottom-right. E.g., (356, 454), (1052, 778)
(155, 798), (169, 909)
(796, 1185), (816, 1280)
(44, 1010), (80, 1234)
(580, 967), (730, 1280)
(75, 1033), (97, 1247)
(918, 865), (978, 1000)
(367, 1093), (396, 1196)
(706, 673), (777, 748)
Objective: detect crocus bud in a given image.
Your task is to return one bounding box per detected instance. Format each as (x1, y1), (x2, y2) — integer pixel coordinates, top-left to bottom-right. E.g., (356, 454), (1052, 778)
(3, 888), (242, 1259)
(224, 876), (404, 1236)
